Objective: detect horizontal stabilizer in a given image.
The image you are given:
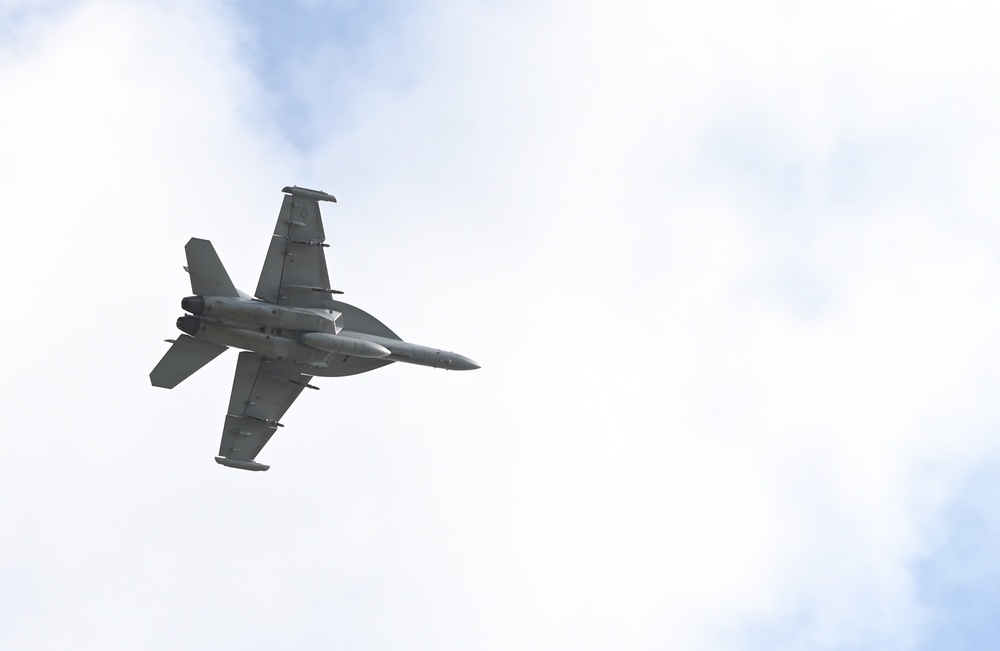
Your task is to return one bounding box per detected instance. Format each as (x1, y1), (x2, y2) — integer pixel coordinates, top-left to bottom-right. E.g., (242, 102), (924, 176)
(185, 238), (240, 297)
(150, 335), (228, 388)
(215, 457), (270, 471)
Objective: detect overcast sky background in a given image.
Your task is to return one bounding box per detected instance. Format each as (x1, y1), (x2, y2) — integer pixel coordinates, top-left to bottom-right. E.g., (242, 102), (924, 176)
(3, 0), (1000, 649)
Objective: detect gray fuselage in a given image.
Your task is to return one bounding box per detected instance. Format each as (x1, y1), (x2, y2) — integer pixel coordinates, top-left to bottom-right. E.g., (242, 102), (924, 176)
(177, 294), (479, 374)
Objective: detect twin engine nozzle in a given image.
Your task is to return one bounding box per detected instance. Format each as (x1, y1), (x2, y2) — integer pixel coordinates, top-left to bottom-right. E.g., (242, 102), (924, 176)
(178, 296), (206, 336)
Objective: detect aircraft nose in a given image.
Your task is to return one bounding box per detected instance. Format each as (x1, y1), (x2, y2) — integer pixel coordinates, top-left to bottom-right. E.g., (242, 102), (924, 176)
(450, 354), (480, 371)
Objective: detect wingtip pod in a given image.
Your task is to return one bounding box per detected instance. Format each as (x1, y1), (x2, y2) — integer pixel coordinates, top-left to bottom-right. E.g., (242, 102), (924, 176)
(215, 456), (270, 471)
(282, 185), (337, 203)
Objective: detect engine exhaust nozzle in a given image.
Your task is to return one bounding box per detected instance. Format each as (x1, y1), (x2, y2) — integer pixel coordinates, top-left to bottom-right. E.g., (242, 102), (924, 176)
(176, 315), (201, 336)
(181, 295), (205, 315)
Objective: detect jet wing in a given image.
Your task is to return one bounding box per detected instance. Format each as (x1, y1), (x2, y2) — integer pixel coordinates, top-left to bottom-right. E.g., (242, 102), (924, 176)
(255, 186), (340, 309)
(215, 352), (316, 471)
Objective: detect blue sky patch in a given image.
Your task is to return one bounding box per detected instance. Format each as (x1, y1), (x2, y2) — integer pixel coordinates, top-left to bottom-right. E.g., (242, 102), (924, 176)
(913, 464), (1000, 650)
(228, 0), (414, 148)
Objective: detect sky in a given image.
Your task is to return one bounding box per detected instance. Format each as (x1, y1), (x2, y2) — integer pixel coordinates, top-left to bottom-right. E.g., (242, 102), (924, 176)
(2, 0), (1000, 649)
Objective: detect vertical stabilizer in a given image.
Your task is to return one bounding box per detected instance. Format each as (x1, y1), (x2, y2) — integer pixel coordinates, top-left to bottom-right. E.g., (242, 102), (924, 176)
(186, 238), (239, 297)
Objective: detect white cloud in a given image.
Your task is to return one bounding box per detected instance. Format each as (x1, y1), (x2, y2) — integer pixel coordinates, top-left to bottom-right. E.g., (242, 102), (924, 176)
(3, 1), (1000, 649)
(294, 1), (1000, 647)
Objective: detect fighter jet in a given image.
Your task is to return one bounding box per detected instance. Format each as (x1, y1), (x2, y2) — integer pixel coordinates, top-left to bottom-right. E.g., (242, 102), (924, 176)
(150, 186), (479, 471)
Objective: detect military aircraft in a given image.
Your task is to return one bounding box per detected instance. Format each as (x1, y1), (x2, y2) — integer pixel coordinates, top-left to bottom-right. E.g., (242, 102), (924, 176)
(150, 186), (479, 471)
